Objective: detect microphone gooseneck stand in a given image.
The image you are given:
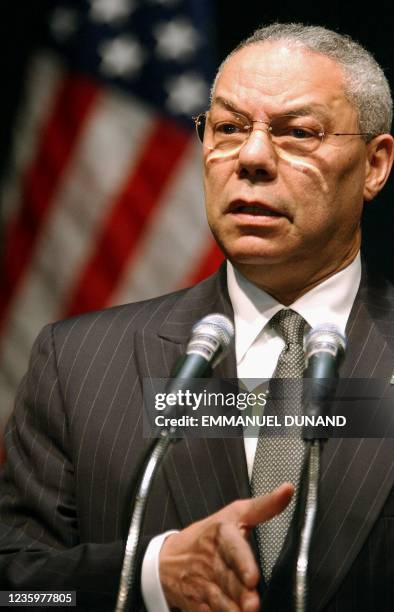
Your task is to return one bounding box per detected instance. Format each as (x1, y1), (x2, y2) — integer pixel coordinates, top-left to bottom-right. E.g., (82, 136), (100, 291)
(294, 379), (334, 612)
(114, 428), (176, 612)
(294, 438), (322, 612)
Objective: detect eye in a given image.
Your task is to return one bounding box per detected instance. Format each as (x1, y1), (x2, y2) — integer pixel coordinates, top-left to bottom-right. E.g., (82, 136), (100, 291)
(271, 119), (321, 140)
(287, 127), (317, 139)
(214, 122), (245, 135)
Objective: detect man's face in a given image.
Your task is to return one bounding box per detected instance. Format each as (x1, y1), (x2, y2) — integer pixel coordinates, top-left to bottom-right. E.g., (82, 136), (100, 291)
(204, 42), (371, 283)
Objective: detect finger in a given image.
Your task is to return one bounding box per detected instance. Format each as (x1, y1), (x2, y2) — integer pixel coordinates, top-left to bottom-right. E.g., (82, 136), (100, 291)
(240, 589), (260, 612)
(218, 575), (260, 612)
(214, 554), (256, 605)
(219, 574), (260, 612)
(217, 523), (260, 589)
(239, 482), (295, 528)
(205, 582), (242, 612)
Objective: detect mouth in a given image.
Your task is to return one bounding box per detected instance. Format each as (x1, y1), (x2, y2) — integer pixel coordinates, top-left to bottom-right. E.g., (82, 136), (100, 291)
(227, 200), (289, 219)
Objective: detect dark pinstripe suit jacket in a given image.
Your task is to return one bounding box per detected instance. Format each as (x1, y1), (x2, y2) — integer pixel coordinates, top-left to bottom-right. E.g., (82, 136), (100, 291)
(0, 264), (393, 611)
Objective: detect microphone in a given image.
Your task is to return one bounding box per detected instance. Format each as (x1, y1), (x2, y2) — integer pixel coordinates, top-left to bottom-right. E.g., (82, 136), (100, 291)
(168, 313), (234, 382)
(302, 324), (347, 439)
(163, 313), (234, 416)
(304, 323), (347, 380)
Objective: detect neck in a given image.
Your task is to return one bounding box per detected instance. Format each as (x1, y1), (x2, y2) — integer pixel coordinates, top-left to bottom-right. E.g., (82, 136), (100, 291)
(232, 247), (360, 306)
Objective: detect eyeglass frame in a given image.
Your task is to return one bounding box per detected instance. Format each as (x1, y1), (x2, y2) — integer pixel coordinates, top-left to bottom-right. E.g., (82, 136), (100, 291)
(193, 111), (377, 155)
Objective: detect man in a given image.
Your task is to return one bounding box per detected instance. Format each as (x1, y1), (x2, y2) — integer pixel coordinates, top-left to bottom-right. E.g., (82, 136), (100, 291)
(0, 23), (393, 612)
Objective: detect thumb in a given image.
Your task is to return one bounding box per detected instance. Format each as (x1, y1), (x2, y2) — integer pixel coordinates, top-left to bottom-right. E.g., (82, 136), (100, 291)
(239, 482), (295, 528)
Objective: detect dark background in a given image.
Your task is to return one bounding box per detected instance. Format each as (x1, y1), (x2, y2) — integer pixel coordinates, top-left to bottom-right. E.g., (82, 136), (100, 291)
(1, 1), (393, 278)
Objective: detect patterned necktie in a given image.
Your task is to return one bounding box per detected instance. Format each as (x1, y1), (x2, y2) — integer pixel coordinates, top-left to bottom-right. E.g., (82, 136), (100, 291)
(251, 308), (307, 581)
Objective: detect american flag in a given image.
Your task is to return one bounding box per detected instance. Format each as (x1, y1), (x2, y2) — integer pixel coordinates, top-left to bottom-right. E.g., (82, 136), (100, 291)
(0, 0), (223, 450)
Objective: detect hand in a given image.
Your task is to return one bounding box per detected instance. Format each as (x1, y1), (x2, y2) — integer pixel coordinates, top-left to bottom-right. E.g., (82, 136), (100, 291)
(159, 482), (294, 611)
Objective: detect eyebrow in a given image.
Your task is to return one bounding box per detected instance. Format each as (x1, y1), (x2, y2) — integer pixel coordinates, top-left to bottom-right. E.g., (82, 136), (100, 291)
(210, 96), (331, 124)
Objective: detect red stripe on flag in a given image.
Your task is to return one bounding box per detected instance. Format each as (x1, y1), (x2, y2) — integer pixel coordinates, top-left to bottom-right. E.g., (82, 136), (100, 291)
(0, 73), (100, 334)
(63, 117), (192, 317)
(182, 240), (224, 287)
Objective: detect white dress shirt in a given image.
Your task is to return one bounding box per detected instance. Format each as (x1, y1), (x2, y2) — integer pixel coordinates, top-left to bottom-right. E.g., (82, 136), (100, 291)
(141, 254), (361, 610)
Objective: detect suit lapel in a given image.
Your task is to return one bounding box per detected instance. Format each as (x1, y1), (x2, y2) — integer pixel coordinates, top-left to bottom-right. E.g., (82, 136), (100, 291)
(307, 271), (394, 611)
(152, 266), (250, 526)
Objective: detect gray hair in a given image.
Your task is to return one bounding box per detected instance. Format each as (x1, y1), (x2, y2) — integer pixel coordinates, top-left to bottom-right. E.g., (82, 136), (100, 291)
(212, 23), (393, 136)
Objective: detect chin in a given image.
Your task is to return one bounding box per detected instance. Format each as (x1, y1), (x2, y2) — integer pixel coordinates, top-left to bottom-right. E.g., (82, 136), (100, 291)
(219, 238), (292, 266)
(230, 253), (287, 266)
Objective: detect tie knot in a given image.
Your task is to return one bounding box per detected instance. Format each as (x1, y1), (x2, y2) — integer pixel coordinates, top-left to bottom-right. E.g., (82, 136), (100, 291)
(270, 309), (306, 345)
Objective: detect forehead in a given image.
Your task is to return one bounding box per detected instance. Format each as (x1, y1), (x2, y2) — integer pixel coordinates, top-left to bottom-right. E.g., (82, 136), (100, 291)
(213, 42), (350, 118)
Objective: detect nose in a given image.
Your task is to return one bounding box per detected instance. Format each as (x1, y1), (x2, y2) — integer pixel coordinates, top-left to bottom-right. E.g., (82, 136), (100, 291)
(237, 125), (278, 181)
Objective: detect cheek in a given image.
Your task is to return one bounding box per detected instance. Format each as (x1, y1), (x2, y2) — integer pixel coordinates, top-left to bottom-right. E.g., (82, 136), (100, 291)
(203, 158), (234, 211)
(281, 150), (364, 225)
(337, 153), (367, 202)
(278, 150), (330, 194)
(279, 154), (335, 237)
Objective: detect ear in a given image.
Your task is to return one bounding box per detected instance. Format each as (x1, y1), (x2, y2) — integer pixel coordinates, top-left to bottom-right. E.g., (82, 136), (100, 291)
(363, 133), (394, 202)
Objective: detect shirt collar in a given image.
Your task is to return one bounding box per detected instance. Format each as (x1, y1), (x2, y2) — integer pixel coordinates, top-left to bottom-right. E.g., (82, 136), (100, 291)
(227, 254), (361, 364)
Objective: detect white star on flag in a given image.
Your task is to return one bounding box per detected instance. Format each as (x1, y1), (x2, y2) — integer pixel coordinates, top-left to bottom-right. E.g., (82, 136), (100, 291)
(165, 72), (208, 114)
(90, 0), (134, 23)
(50, 7), (79, 41)
(99, 36), (144, 77)
(154, 18), (200, 61)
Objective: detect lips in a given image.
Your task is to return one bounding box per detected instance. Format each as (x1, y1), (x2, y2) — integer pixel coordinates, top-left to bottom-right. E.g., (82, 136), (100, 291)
(227, 200), (288, 218)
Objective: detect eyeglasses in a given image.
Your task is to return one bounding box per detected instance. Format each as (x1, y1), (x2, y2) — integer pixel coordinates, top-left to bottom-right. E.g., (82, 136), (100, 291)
(193, 111), (376, 158)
